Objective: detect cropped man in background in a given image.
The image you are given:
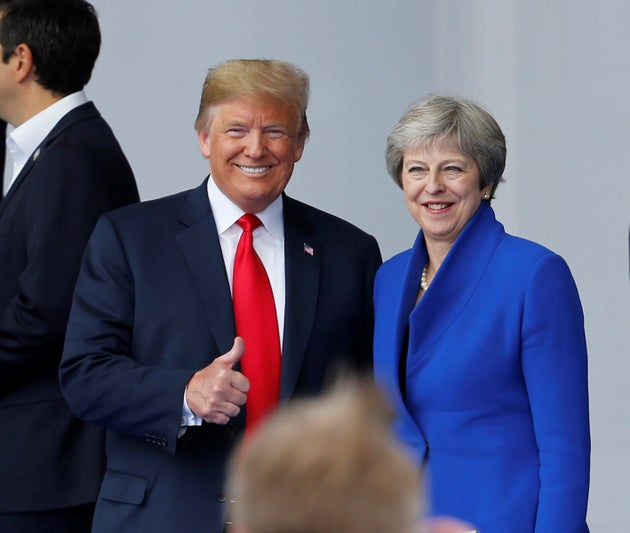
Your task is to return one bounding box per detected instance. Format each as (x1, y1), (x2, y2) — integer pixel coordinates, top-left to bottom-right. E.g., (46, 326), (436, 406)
(0, 1), (139, 531)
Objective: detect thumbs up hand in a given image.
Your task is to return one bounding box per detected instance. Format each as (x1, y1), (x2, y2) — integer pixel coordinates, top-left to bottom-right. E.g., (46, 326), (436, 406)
(186, 337), (250, 425)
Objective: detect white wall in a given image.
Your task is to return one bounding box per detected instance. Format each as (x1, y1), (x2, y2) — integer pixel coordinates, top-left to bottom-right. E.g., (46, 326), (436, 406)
(8, 0), (629, 529)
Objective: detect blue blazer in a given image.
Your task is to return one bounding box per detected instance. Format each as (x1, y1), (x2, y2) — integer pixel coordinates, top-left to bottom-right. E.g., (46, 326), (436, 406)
(373, 203), (590, 532)
(0, 102), (138, 512)
(60, 180), (382, 532)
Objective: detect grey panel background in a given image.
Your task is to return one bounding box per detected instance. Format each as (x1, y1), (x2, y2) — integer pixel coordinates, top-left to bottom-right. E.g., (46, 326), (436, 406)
(4, 0), (628, 529)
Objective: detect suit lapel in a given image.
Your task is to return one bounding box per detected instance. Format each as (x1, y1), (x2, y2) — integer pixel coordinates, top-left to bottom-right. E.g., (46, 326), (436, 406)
(0, 102), (100, 218)
(280, 195), (320, 401)
(0, 145), (42, 219)
(175, 180), (236, 355)
(408, 203), (504, 365)
(174, 189), (323, 397)
(378, 232), (427, 415)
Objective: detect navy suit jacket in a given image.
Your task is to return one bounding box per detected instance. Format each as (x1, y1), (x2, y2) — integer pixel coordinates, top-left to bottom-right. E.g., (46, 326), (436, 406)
(0, 102), (139, 512)
(373, 203), (590, 532)
(60, 179), (382, 532)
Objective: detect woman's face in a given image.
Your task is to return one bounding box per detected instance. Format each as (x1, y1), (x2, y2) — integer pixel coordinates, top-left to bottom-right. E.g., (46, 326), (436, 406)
(401, 142), (491, 250)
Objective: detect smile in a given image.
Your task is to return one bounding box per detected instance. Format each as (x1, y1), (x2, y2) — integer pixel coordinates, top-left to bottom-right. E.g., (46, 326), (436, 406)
(238, 165), (271, 173)
(425, 203), (450, 210)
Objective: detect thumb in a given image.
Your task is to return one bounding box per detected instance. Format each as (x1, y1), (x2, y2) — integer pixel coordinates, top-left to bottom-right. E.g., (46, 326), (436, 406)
(220, 336), (246, 367)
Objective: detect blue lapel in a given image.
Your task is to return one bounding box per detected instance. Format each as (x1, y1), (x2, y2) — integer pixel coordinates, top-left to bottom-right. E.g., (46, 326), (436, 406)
(407, 202), (504, 367)
(175, 179), (236, 356)
(376, 232), (428, 453)
(377, 202), (504, 460)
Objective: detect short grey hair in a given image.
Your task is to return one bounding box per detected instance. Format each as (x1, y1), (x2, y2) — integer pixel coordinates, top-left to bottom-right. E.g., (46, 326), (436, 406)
(386, 94), (506, 196)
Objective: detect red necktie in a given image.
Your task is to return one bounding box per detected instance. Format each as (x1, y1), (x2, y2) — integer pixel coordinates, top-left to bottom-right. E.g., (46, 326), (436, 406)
(233, 214), (281, 433)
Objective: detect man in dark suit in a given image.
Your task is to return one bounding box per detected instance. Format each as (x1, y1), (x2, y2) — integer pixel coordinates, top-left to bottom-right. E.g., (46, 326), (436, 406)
(0, 1), (139, 531)
(60, 58), (382, 532)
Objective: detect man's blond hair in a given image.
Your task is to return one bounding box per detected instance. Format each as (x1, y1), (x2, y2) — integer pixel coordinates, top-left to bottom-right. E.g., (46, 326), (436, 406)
(194, 58), (310, 141)
(227, 378), (421, 533)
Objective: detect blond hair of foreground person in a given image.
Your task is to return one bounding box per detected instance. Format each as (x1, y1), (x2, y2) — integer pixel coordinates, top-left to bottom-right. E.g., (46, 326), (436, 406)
(226, 378), (477, 533)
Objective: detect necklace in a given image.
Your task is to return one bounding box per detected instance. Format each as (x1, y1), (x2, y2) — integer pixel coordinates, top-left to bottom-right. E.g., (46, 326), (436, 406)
(420, 263), (429, 291)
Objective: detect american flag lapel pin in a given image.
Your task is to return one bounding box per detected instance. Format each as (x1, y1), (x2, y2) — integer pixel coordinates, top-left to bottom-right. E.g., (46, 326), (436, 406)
(303, 243), (314, 256)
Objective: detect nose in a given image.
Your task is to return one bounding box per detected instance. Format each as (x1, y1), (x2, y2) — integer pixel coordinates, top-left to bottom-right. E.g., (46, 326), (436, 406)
(425, 169), (445, 194)
(243, 130), (264, 158)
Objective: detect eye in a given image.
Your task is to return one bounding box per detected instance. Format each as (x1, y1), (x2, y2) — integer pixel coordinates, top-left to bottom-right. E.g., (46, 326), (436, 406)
(264, 128), (286, 139)
(444, 165), (462, 172)
(405, 165), (427, 176)
(226, 127), (247, 138)
(405, 165), (427, 180)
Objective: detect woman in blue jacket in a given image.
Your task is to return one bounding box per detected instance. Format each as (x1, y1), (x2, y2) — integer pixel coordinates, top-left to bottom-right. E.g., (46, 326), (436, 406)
(373, 94), (590, 532)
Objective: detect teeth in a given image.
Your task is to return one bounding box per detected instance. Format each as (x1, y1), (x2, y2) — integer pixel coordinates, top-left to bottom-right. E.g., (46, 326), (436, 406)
(239, 165), (270, 173)
(427, 203), (448, 209)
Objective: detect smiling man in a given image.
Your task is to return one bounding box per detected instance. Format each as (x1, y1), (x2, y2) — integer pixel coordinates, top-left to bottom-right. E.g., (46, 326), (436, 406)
(59, 59), (382, 532)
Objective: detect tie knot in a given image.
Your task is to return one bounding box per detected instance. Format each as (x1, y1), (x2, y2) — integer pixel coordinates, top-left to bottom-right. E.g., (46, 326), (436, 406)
(237, 214), (263, 233)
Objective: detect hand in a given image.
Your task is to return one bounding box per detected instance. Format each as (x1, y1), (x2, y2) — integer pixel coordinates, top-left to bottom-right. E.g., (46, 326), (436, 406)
(420, 516), (478, 533)
(186, 337), (250, 425)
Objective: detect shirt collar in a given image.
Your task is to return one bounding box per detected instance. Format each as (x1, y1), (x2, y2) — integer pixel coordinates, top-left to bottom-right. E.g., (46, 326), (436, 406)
(206, 175), (284, 241)
(6, 91), (88, 184)
(9, 91), (88, 158)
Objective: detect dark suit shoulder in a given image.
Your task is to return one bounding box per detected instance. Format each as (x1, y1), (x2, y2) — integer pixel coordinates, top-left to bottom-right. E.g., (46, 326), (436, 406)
(45, 102), (112, 148)
(102, 186), (195, 227)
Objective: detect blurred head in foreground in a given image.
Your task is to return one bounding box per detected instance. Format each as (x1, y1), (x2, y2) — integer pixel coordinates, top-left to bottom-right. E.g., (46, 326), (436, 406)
(226, 378), (422, 533)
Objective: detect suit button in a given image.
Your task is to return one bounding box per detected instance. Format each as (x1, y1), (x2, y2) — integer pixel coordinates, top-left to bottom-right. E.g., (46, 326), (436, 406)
(215, 490), (226, 503)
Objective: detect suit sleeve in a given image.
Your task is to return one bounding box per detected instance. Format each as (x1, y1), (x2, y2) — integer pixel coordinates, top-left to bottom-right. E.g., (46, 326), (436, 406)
(59, 215), (192, 455)
(359, 236), (383, 368)
(521, 253), (590, 531)
(0, 148), (127, 388)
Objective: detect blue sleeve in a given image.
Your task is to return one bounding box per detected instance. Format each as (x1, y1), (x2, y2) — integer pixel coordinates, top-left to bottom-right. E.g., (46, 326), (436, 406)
(521, 252), (590, 531)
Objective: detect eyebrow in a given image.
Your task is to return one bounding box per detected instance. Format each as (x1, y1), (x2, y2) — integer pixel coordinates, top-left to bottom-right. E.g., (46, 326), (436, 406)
(404, 157), (471, 166)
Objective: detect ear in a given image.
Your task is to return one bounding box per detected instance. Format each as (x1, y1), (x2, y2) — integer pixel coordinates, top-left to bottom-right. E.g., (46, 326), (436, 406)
(197, 128), (211, 159)
(293, 137), (306, 163)
(12, 43), (35, 82)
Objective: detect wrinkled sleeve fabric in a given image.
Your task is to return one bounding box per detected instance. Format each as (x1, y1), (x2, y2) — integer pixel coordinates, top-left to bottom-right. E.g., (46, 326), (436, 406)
(59, 215), (192, 455)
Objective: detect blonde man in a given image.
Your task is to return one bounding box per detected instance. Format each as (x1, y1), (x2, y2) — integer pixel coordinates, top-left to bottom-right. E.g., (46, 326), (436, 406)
(60, 59), (381, 532)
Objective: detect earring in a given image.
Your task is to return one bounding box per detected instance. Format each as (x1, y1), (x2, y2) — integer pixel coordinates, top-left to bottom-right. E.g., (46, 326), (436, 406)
(483, 192), (490, 200)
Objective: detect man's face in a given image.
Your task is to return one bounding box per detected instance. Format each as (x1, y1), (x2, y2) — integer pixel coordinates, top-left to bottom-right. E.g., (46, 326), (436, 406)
(197, 98), (305, 213)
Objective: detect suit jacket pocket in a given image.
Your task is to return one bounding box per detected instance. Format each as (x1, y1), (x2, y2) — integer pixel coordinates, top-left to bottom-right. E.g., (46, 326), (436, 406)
(99, 470), (149, 505)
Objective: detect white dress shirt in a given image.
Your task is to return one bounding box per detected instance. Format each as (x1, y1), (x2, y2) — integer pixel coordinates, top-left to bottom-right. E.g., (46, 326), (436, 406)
(181, 176), (286, 427)
(206, 176), (286, 341)
(5, 91), (88, 191)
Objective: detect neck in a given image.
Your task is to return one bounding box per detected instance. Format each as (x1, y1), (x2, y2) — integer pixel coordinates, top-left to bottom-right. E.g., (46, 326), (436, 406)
(424, 240), (451, 275)
(10, 86), (65, 127)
